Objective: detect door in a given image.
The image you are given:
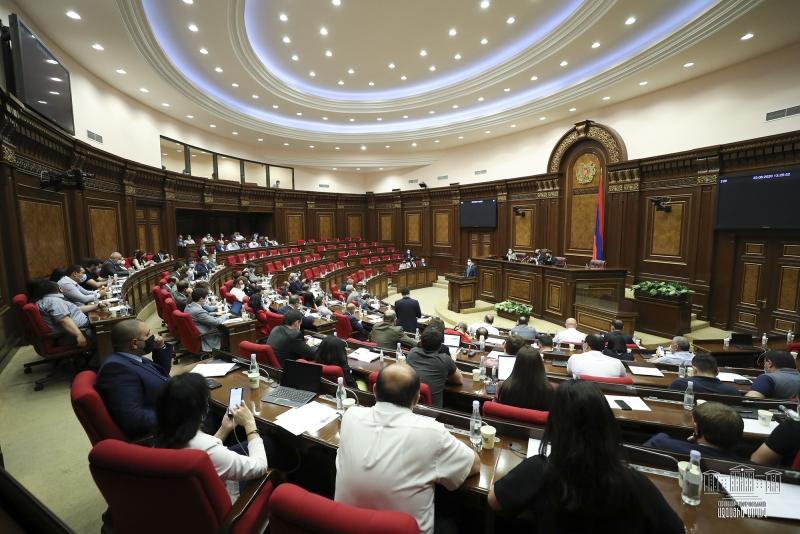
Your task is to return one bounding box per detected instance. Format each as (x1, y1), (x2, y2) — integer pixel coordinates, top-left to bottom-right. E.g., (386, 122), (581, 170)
(731, 236), (800, 334)
(469, 232), (492, 259)
(136, 206), (162, 253)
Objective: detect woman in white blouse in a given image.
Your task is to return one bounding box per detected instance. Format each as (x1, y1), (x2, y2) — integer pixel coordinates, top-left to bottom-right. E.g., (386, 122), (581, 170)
(155, 373), (268, 502)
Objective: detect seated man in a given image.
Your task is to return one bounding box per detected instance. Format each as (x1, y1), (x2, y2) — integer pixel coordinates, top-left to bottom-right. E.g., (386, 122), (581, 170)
(225, 240), (240, 251)
(745, 350), (800, 399)
(468, 313), (499, 337)
(406, 328), (462, 407)
(100, 251), (129, 278)
(58, 264), (107, 305)
(602, 319), (634, 351)
(277, 295), (301, 315)
(314, 296), (333, 317)
(669, 353), (741, 395)
(265, 309), (316, 366)
(339, 277), (355, 293)
(510, 315), (537, 341)
(369, 311), (417, 350)
(552, 318), (585, 346)
(566, 334), (626, 378)
(184, 288), (225, 352)
(344, 303), (368, 341)
(35, 279), (103, 349)
(229, 277), (248, 302)
(346, 282), (368, 308)
(172, 280), (192, 312)
(502, 334), (527, 357)
(288, 274), (303, 295)
(750, 419), (800, 467)
(95, 319), (173, 438)
(644, 402), (743, 461)
(444, 322), (472, 344)
(649, 336), (694, 366)
(335, 364), (479, 534)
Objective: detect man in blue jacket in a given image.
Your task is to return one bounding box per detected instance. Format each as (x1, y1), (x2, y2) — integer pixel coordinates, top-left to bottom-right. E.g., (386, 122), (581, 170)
(95, 319), (173, 438)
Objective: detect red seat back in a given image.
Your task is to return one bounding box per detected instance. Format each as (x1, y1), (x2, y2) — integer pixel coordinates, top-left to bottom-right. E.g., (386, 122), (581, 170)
(579, 374), (634, 385)
(172, 310), (203, 354)
(268, 483), (419, 534)
(239, 341), (281, 368)
(265, 309), (284, 332)
(226, 256), (237, 267)
(237, 254), (247, 264)
(12, 294), (29, 342)
(150, 286), (165, 319)
(275, 260), (284, 270)
(367, 371), (432, 406)
(333, 312), (353, 339)
(267, 263), (276, 273)
(482, 401), (549, 425)
(337, 261), (345, 269)
(162, 298), (179, 336)
(22, 303), (79, 358)
(312, 266), (321, 278)
(327, 263), (336, 273)
(71, 371), (129, 445)
(346, 338), (377, 349)
(280, 248), (289, 255)
(303, 268), (314, 280)
(258, 250), (267, 258)
(792, 452), (800, 470)
(365, 268), (374, 278)
(297, 359), (344, 382)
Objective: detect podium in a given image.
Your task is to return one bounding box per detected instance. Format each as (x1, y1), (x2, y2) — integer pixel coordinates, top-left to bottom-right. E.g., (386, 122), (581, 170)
(445, 273), (477, 312)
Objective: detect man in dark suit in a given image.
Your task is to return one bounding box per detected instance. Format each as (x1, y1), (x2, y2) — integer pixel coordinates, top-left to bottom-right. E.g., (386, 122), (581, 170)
(602, 319), (635, 358)
(100, 252), (129, 278)
(345, 303), (368, 341)
(95, 319), (173, 438)
(393, 287), (422, 334)
(265, 310), (316, 366)
(464, 259), (477, 278)
(369, 311), (417, 350)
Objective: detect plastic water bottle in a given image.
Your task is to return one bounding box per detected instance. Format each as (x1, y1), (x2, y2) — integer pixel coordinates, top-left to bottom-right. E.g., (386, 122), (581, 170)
(336, 377), (346, 414)
(415, 328), (420, 341)
(681, 450), (702, 506)
(683, 381), (695, 411)
(491, 365), (498, 383)
(470, 400), (482, 449)
(479, 335), (485, 352)
(396, 342), (402, 361)
(679, 361), (687, 378)
(379, 349), (385, 367)
(479, 354), (487, 380)
(779, 404), (800, 421)
(762, 333), (768, 348)
(250, 353), (258, 376)
(787, 331), (794, 343)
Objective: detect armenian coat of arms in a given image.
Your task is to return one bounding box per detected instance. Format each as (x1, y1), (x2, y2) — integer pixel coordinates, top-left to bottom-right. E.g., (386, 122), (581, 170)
(574, 159), (597, 184)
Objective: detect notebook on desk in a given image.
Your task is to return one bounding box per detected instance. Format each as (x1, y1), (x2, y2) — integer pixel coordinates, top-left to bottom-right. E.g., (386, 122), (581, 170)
(261, 359), (322, 408)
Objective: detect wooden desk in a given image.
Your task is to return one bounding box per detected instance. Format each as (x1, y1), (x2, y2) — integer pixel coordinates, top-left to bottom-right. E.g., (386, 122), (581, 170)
(693, 339), (794, 369)
(445, 273), (477, 312)
(121, 261), (176, 313)
(88, 311), (133, 361)
(391, 267), (437, 290)
(222, 318), (258, 350)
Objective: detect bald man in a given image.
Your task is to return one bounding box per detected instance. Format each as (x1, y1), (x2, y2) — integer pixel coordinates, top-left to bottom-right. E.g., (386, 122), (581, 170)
(95, 319), (173, 438)
(100, 251), (129, 277)
(335, 364), (479, 534)
(553, 317), (586, 346)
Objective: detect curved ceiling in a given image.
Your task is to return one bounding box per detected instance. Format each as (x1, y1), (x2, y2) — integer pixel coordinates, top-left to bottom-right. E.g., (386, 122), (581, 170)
(12, 0), (800, 170)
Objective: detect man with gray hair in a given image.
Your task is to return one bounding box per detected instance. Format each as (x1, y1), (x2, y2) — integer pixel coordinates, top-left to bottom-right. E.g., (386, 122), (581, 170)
(650, 336), (694, 365)
(369, 311), (418, 350)
(100, 251), (129, 277)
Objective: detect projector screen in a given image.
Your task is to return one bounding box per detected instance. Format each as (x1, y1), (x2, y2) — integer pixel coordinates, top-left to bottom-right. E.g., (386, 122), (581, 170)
(715, 166), (800, 229)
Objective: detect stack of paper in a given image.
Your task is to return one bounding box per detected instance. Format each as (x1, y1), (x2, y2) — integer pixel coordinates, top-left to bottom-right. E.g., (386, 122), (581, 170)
(716, 474), (800, 520)
(275, 401), (338, 436)
(628, 366), (665, 377)
(485, 337), (505, 346)
(366, 314), (383, 322)
(191, 362), (237, 377)
(305, 336), (323, 347)
(605, 395), (652, 411)
(717, 372), (751, 383)
(223, 317), (244, 325)
(350, 347), (379, 363)
(742, 418), (779, 436)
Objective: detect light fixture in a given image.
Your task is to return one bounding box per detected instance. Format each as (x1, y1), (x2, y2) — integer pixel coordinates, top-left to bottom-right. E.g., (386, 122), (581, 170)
(625, 16), (636, 25)
(214, 66), (223, 72)
(419, 49), (427, 56)
(411, 142), (417, 147)
(338, 79), (344, 85)
(66, 10), (81, 20)
(639, 81), (648, 86)
(368, 81), (375, 86)
(349, 118), (355, 122)
(356, 168), (361, 171)
(388, 62), (395, 69)
(325, 49), (333, 57)
(115, 68), (126, 74)
(429, 65), (436, 71)
(361, 145), (367, 150)
(379, 168), (384, 171)
(161, 102), (170, 107)
(506, 16), (515, 24)
(282, 36), (291, 44)
(335, 146), (340, 150)
(186, 114), (194, 118)
(454, 53), (462, 60)
(231, 82), (239, 87)
(139, 87), (149, 93)
(252, 94), (259, 99)
(591, 41), (600, 49)
(283, 142), (289, 146)
(740, 32), (753, 40)
(45, 59), (58, 64)
(457, 135), (464, 139)
(510, 124), (517, 128)
(434, 140), (440, 143)
(452, 104), (459, 109)
(539, 116), (545, 120)
(480, 0), (490, 9)
(560, 60), (568, 67)
(50, 77), (63, 82)
(319, 26), (328, 36)
(257, 138), (263, 142)
(400, 75), (407, 80)
(480, 37), (488, 45)
(402, 115), (409, 119)
(449, 28), (457, 36)
(602, 96), (611, 100)
(232, 131), (238, 135)
(323, 116), (329, 120)
(569, 107), (576, 112)
(209, 124), (216, 128)
(309, 71), (316, 77)
(503, 87), (510, 92)
(348, 68), (355, 74)
(477, 96), (484, 101)
(377, 117), (382, 121)
(429, 110), (435, 114)
(333, 167), (337, 171)
(296, 112), (303, 116)
(49, 90), (60, 95)
(279, 13), (288, 22)
(332, 0), (341, 5)
(188, 23), (198, 32)
(199, 47), (208, 54)
(183, 0), (194, 4)
(530, 75), (538, 81)
(683, 62), (695, 68)
(485, 130), (491, 134)
(91, 43), (104, 51)
(385, 145), (391, 148)
(309, 145), (315, 148)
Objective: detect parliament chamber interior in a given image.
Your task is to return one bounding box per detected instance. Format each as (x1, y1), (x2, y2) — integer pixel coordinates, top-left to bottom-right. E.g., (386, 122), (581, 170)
(1, 0), (800, 533)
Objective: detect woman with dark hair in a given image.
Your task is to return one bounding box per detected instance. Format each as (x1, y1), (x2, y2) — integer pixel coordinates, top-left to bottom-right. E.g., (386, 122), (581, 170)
(496, 346), (553, 411)
(315, 335), (356, 387)
(132, 249), (154, 270)
(155, 373), (268, 503)
(80, 257), (108, 290)
(488, 380), (683, 533)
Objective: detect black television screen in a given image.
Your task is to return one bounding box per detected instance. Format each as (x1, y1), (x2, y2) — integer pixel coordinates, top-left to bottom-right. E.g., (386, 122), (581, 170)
(460, 199), (497, 228)
(715, 166), (800, 230)
(7, 14), (74, 134)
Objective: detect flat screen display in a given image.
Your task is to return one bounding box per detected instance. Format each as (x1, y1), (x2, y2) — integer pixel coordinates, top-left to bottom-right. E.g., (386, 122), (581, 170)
(459, 199), (497, 228)
(715, 166), (800, 229)
(8, 14), (75, 134)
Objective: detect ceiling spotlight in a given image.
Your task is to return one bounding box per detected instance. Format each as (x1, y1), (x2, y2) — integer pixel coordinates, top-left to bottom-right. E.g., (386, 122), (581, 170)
(45, 59), (58, 64)
(325, 49), (333, 57)
(232, 131), (238, 135)
(625, 16), (636, 25)
(419, 49), (427, 56)
(231, 82), (239, 87)
(139, 87), (149, 93)
(429, 110), (435, 114)
(91, 43), (104, 51)
(639, 81), (648, 86)
(560, 60), (568, 67)
(379, 167), (384, 171)
(602, 96), (611, 100)
(49, 90), (60, 95)
(252, 94), (259, 99)
(740, 32), (754, 40)
(338, 80), (344, 85)
(368, 81), (375, 86)
(319, 26), (328, 36)
(434, 140), (440, 143)
(161, 102), (170, 107)
(539, 116), (546, 120)
(309, 71), (316, 77)
(377, 117), (382, 121)
(214, 66), (223, 72)
(477, 96), (484, 101)
(66, 10), (81, 20)
(115, 68), (126, 74)
(323, 117), (329, 120)
(282, 36), (291, 44)
(480, 37), (488, 45)
(361, 145), (367, 150)
(458, 135), (463, 139)
(411, 142), (417, 147)
(388, 62), (396, 69)
(279, 13), (288, 22)
(296, 112), (303, 116)
(449, 28), (457, 36)
(183, 0), (194, 4)
(480, 0), (490, 9)
(530, 75), (538, 81)
(485, 130), (491, 134)
(506, 16), (515, 24)
(400, 75), (407, 80)
(510, 124), (516, 128)
(503, 87), (510, 92)
(309, 145), (315, 148)
(257, 138), (263, 142)
(283, 142), (289, 146)
(332, 0), (342, 5)
(454, 53), (462, 60)
(199, 47), (208, 54)
(333, 167), (338, 171)
(429, 65), (436, 71)
(50, 77), (63, 82)
(591, 41), (600, 49)
(291, 54), (299, 61)
(209, 124), (216, 127)
(188, 23), (199, 32)
(402, 115), (409, 119)
(349, 118), (355, 122)
(683, 62), (695, 68)
(452, 104), (459, 109)
(347, 68), (355, 74)
(385, 145), (391, 148)
(569, 107), (576, 112)
(186, 114), (194, 118)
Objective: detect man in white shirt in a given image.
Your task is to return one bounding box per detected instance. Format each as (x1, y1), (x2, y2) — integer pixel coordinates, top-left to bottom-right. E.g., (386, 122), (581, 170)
(248, 239), (259, 248)
(649, 336), (694, 366)
(567, 334), (627, 378)
(468, 313), (500, 336)
(58, 264), (107, 305)
(225, 241), (240, 251)
(553, 317), (586, 346)
(335, 364), (479, 534)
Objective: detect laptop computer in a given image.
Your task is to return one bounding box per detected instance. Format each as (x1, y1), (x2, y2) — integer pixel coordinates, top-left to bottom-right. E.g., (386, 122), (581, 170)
(730, 332), (756, 349)
(443, 334), (462, 348)
(228, 300), (243, 317)
(261, 359), (322, 408)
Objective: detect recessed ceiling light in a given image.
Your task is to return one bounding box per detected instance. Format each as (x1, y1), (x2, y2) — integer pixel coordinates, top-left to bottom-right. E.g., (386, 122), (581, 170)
(419, 49), (427, 57)
(139, 87), (149, 93)
(361, 145), (367, 150)
(309, 71), (316, 77)
(480, 0), (490, 9)
(332, 167), (338, 171)
(348, 68), (355, 74)
(480, 37), (488, 45)
(296, 112), (303, 116)
(338, 79), (344, 85)
(231, 82), (239, 87)
(283, 142), (289, 146)
(602, 96), (611, 100)
(385, 145), (391, 148)
(569, 107), (576, 112)
(454, 53), (462, 60)
(683, 62), (695, 68)
(282, 36), (291, 44)
(411, 142), (417, 147)
(477, 96), (484, 101)
(252, 94), (259, 99)
(199, 47), (208, 54)
(379, 167), (384, 171)
(591, 41), (600, 49)
(458, 135), (463, 139)
(560, 60), (568, 67)
(429, 65), (436, 71)
(279, 13), (288, 22)
(323, 116), (329, 120)
(49, 90), (60, 95)
(66, 10), (81, 20)
(400, 75), (407, 80)
(510, 124), (516, 128)
(186, 114), (194, 118)
(639, 81), (648, 86)
(402, 115), (408, 119)
(376, 117), (382, 121)
(368, 81), (375, 86)
(335, 146), (340, 150)
(506, 16), (515, 24)
(161, 102), (170, 107)
(625, 16), (636, 25)
(209, 124), (216, 127)
(530, 75), (538, 81)
(258, 138), (263, 142)
(332, 0), (341, 6)
(91, 43), (104, 51)
(309, 145), (315, 148)
(388, 62), (396, 69)
(485, 130), (491, 134)
(539, 116), (546, 120)
(232, 131), (238, 135)
(183, 0), (194, 4)
(452, 104), (459, 109)
(356, 167), (361, 171)
(429, 110), (435, 114)
(325, 49), (333, 57)
(214, 66), (223, 72)
(50, 77), (63, 82)
(740, 32), (753, 40)
(115, 68), (126, 74)
(45, 59), (58, 64)
(349, 118), (355, 122)
(434, 139), (440, 143)
(188, 23), (199, 32)
(503, 87), (510, 92)
(449, 28), (457, 36)
(319, 27), (328, 36)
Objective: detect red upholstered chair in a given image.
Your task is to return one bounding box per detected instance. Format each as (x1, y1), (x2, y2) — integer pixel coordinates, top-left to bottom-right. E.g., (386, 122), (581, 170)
(161, 298), (179, 338)
(337, 251), (346, 259)
(337, 260), (345, 269)
(274, 259), (284, 270)
(89, 439), (273, 534)
(303, 268), (314, 280)
(150, 286), (165, 321)
(258, 250), (267, 258)
(21, 303), (87, 390)
(359, 258), (369, 266)
(268, 482), (419, 534)
(367, 371), (432, 406)
(365, 268), (374, 278)
(384, 265), (395, 276)
(792, 452), (800, 470)
(226, 256), (237, 267)
(264, 309), (285, 334)
(280, 248), (289, 255)
(304, 255), (313, 263)
(312, 266), (321, 278)
(313, 253), (321, 261)
(376, 248), (384, 254)
(220, 286), (230, 301)
(270, 249), (278, 256)
(266, 262), (276, 274)
(317, 245), (326, 253)
(290, 247), (300, 253)
(348, 243), (356, 248)
(333, 312), (353, 339)
(325, 262), (334, 273)
(481, 401), (549, 426)
(332, 289), (346, 302)
(297, 359), (344, 382)
(357, 269), (366, 281)
(11, 294), (29, 342)
(327, 245), (337, 251)
(292, 257), (301, 266)
(71, 370), (129, 445)
(224, 280), (235, 290)
(579, 374), (634, 385)
(346, 338), (378, 349)
(320, 265), (329, 276)
(239, 340), (281, 368)
(172, 310), (207, 356)
(383, 255), (391, 261)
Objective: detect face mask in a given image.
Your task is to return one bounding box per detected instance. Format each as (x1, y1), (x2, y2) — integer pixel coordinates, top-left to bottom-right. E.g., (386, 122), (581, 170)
(117, 260), (125, 266)
(79, 273), (88, 283)
(139, 335), (156, 354)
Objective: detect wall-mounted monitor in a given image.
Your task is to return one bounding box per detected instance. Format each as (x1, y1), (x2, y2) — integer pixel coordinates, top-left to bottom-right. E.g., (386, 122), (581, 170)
(460, 199), (497, 228)
(715, 166), (800, 229)
(7, 14), (75, 134)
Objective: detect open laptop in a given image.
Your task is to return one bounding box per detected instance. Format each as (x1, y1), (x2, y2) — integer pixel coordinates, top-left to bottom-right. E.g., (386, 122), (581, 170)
(730, 332), (756, 350)
(443, 334), (462, 348)
(261, 359), (322, 408)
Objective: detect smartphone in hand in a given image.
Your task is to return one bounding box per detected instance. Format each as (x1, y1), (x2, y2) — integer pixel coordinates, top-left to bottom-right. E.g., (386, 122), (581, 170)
(228, 387), (244, 417)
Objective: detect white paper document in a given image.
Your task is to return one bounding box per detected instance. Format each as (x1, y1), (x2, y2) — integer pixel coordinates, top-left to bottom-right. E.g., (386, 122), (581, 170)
(275, 401), (338, 436)
(223, 317), (244, 325)
(742, 418), (779, 436)
(349, 347), (379, 363)
(605, 395), (652, 411)
(366, 314), (383, 322)
(717, 372), (751, 383)
(485, 337), (505, 346)
(527, 438), (551, 458)
(417, 316), (432, 324)
(716, 474), (800, 520)
(627, 366), (665, 377)
(190, 362), (237, 378)
(485, 350), (504, 361)
(305, 336), (323, 347)
(498, 356), (516, 380)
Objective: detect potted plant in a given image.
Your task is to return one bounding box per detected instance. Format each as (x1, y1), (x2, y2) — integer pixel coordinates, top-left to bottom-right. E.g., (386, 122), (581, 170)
(632, 280), (693, 337)
(494, 300), (533, 321)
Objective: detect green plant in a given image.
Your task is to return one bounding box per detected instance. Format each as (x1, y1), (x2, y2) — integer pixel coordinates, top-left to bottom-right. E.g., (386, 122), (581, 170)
(494, 300), (533, 315)
(632, 280), (694, 298)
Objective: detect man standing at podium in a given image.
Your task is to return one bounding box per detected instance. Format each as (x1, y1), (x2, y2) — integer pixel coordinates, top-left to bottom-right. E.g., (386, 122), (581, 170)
(464, 259), (476, 278)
